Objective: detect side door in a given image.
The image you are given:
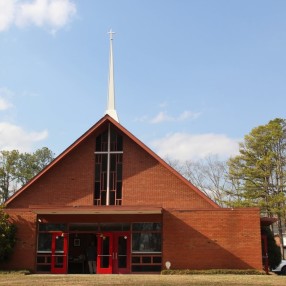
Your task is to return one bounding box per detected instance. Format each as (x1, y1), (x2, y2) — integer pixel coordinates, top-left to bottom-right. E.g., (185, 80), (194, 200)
(51, 232), (68, 274)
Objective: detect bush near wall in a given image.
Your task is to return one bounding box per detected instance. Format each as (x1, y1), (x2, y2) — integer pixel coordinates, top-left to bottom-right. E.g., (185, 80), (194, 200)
(161, 269), (266, 275)
(0, 207), (16, 262)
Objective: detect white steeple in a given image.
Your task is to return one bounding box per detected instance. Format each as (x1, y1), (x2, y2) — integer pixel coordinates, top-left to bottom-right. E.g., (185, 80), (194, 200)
(106, 29), (119, 122)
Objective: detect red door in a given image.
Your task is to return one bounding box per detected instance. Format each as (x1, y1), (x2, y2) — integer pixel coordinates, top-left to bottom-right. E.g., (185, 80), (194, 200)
(97, 233), (113, 274)
(51, 232), (68, 274)
(97, 232), (130, 274)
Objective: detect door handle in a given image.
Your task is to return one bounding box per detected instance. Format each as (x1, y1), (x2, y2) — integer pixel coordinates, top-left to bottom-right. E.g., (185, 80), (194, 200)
(112, 253), (118, 259)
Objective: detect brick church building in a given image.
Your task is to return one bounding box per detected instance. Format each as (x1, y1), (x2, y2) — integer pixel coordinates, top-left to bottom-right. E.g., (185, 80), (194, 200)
(2, 32), (263, 274)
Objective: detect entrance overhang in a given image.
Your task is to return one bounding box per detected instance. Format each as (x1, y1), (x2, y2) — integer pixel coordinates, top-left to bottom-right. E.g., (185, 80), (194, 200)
(29, 205), (162, 215)
(260, 217), (277, 226)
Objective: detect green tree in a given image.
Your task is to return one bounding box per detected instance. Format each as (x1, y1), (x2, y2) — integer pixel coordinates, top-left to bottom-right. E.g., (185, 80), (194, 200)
(227, 118), (286, 256)
(0, 150), (20, 203)
(0, 147), (54, 203)
(16, 147), (55, 186)
(0, 206), (16, 262)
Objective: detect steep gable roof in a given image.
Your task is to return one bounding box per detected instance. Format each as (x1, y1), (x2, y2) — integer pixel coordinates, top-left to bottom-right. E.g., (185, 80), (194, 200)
(5, 115), (219, 208)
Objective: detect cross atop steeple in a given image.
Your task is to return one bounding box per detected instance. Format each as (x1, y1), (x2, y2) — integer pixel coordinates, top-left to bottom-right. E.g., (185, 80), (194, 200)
(106, 29), (119, 122)
(108, 29), (115, 40)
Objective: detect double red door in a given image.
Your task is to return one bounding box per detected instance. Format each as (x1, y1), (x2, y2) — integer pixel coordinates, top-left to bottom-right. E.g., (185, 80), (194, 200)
(97, 232), (130, 274)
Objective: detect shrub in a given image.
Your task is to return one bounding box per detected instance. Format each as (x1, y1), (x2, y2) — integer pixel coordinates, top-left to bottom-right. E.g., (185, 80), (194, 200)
(261, 226), (281, 269)
(161, 269), (265, 275)
(0, 207), (16, 262)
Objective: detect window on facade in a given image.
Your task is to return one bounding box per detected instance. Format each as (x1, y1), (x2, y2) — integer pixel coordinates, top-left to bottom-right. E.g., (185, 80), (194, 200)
(94, 124), (123, 206)
(132, 223), (162, 253)
(131, 223), (162, 273)
(38, 233), (52, 252)
(38, 223), (67, 232)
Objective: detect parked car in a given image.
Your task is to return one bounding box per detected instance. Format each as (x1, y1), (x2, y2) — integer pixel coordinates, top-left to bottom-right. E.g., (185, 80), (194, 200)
(272, 260), (286, 275)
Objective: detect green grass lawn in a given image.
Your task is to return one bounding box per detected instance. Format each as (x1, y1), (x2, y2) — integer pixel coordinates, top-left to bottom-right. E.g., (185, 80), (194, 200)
(0, 273), (285, 286)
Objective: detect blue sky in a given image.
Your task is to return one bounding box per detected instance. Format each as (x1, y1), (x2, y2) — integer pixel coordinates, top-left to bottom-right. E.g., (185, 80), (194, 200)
(0, 0), (286, 161)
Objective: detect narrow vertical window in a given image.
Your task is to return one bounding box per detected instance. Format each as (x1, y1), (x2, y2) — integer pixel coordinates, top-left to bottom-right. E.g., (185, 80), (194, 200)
(94, 124), (123, 205)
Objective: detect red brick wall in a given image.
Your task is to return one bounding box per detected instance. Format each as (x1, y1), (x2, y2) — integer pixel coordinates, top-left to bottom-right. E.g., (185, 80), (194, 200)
(8, 128), (214, 209)
(0, 210), (37, 271)
(123, 135), (215, 209)
(162, 208), (262, 270)
(8, 136), (95, 208)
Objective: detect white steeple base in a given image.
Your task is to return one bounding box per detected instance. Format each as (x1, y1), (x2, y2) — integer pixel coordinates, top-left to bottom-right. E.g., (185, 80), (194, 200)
(106, 109), (119, 122)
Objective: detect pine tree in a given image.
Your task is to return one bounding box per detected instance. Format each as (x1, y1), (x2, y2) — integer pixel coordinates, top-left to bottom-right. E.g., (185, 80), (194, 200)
(227, 118), (286, 256)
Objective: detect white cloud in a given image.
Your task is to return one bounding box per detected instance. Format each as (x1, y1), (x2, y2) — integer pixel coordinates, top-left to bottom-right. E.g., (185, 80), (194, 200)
(0, 87), (14, 110)
(150, 111), (173, 123)
(150, 110), (201, 124)
(0, 98), (13, 110)
(177, 111), (201, 121)
(0, 0), (76, 32)
(0, 122), (48, 152)
(151, 132), (240, 161)
(0, 0), (14, 31)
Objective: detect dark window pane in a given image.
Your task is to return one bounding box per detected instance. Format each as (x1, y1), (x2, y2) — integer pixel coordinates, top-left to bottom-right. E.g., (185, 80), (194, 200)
(38, 233), (52, 252)
(117, 135), (123, 151)
(39, 224), (67, 232)
(153, 256), (162, 264)
(101, 191), (106, 205)
(142, 256), (151, 263)
(95, 164), (100, 181)
(102, 237), (110, 255)
(132, 223), (161, 231)
(110, 154), (116, 172)
(37, 255), (51, 263)
(110, 172), (115, 190)
(102, 154), (107, 172)
(37, 265), (51, 272)
(118, 236), (127, 255)
(102, 131), (108, 151)
(110, 191), (115, 205)
(103, 173), (107, 190)
(94, 182), (100, 199)
(99, 223), (130, 231)
(132, 256), (140, 263)
(110, 129), (116, 145)
(131, 265), (161, 272)
(116, 182), (122, 199)
(132, 233), (161, 252)
(55, 236), (64, 252)
(69, 223), (99, 231)
(96, 136), (102, 151)
(122, 223), (130, 231)
(117, 164), (122, 180)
